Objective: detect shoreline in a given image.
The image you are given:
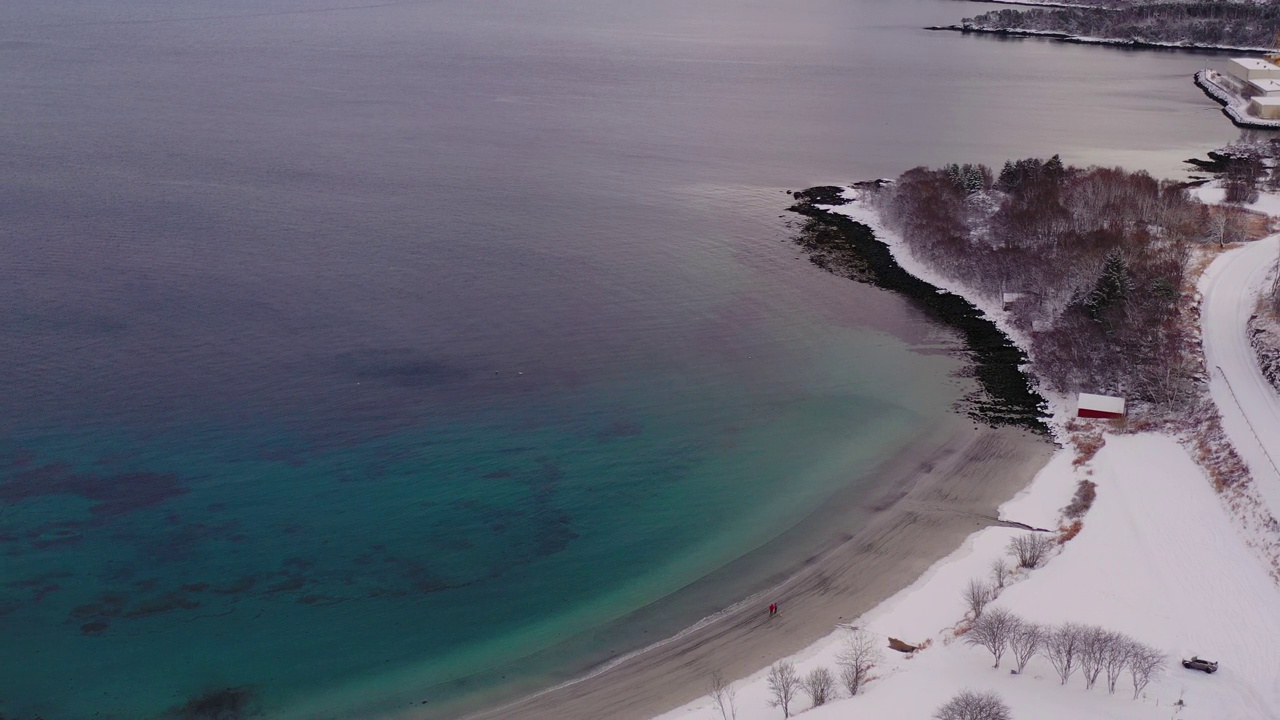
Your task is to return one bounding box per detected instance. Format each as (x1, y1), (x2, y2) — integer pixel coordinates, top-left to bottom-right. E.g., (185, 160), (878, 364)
(1194, 69), (1280, 131)
(447, 192), (1056, 720)
(461, 422), (1053, 720)
(652, 182), (1280, 720)
(925, 25), (1270, 55)
(788, 188), (1048, 435)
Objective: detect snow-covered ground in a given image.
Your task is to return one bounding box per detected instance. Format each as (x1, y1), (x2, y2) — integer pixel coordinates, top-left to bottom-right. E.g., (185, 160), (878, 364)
(1200, 234), (1280, 524)
(1193, 185), (1280, 220)
(656, 435), (1280, 720)
(654, 190), (1280, 720)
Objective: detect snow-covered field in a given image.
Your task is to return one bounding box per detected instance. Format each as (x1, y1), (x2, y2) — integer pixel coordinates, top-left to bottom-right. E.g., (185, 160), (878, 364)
(657, 434), (1280, 720)
(654, 191), (1280, 720)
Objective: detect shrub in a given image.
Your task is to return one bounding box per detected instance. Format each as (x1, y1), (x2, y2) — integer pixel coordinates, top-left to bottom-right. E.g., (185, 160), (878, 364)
(962, 578), (994, 618)
(1062, 479), (1098, 518)
(933, 689), (1012, 720)
(1009, 620), (1045, 673)
(801, 667), (835, 707)
(964, 607), (1020, 668)
(1058, 519), (1084, 544)
(1007, 533), (1055, 569)
(1128, 642), (1167, 699)
(990, 558), (1010, 589)
(1044, 622), (1086, 685)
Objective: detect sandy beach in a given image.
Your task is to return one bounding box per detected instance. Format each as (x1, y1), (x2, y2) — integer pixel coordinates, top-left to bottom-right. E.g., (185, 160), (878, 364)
(462, 421), (1053, 720)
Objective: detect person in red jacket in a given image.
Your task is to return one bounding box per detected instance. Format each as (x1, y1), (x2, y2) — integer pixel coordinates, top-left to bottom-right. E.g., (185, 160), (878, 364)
(769, 602), (777, 617)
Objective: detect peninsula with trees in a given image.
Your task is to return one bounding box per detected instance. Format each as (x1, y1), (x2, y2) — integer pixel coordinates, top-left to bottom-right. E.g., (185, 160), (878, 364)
(931, 1), (1280, 53)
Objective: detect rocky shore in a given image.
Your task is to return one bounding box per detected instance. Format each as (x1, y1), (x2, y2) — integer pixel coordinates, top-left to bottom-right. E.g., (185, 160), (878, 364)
(787, 187), (1049, 435)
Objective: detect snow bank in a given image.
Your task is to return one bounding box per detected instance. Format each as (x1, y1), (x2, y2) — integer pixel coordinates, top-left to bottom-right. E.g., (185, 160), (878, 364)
(656, 436), (1280, 720)
(655, 189), (1280, 720)
(1192, 183), (1280, 219)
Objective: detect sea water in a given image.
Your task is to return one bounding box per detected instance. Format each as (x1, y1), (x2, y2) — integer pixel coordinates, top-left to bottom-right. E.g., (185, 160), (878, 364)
(0, 0), (1244, 717)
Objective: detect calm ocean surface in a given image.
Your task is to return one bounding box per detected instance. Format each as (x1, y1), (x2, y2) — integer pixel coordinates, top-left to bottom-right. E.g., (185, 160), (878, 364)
(0, 1), (1242, 717)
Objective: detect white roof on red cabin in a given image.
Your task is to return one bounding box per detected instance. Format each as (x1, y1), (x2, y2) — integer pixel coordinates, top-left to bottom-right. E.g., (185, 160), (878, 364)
(1078, 393), (1126, 414)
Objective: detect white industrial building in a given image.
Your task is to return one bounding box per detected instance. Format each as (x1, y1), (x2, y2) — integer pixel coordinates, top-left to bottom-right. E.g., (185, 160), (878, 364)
(1226, 58), (1280, 82)
(1249, 78), (1280, 97)
(1249, 96), (1280, 120)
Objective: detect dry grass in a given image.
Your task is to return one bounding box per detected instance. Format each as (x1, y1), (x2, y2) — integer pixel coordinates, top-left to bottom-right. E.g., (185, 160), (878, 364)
(1062, 480), (1098, 519)
(1057, 519), (1084, 544)
(1068, 426), (1106, 468)
(1203, 204), (1273, 242)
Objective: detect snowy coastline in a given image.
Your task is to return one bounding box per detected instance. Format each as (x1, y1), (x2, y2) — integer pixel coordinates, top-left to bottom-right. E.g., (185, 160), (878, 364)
(653, 190), (1280, 720)
(946, 0), (1099, 9)
(926, 25), (1271, 55)
(1193, 69), (1280, 131)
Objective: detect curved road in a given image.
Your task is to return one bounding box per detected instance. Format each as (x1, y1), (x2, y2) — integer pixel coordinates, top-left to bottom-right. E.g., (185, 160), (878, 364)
(1200, 234), (1280, 521)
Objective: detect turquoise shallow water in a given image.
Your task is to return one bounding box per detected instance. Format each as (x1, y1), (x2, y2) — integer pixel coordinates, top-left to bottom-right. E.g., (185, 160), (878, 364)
(0, 0), (1241, 716)
(2, 325), (960, 719)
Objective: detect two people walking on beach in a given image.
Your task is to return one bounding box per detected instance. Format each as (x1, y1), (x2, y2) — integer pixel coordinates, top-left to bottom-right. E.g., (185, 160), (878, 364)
(768, 602), (778, 617)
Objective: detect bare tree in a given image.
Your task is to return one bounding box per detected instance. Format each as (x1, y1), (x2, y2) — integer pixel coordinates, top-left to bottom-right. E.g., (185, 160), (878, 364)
(801, 667), (835, 708)
(963, 578), (994, 618)
(1079, 625), (1110, 689)
(1128, 643), (1167, 700)
(1009, 620), (1045, 674)
(836, 627), (882, 696)
(1208, 206), (1245, 247)
(1007, 533), (1055, 569)
(1101, 633), (1134, 695)
(965, 607), (1020, 668)
(1044, 622), (1085, 685)
(989, 558), (1010, 590)
(1270, 253), (1280, 317)
(767, 661), (800, 718)
(708, 669), (737, 720)
(933, 689), (1012, 720)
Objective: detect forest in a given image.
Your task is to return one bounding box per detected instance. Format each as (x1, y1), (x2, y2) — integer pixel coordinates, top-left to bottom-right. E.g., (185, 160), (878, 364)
(961, 2), (1280, 49)
(866, 158), (1224, 409)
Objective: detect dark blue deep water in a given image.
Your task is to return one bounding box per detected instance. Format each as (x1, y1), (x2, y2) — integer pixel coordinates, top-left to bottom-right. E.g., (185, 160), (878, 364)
(0, 0), (1236, 717)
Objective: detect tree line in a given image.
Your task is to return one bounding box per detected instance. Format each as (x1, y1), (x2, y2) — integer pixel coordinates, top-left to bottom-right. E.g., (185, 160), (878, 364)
(963, 3), (1280, 49)
(868, 157), (1220, 408)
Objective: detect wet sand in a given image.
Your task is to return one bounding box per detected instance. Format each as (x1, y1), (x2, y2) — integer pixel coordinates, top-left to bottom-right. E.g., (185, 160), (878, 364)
(462, 421), (1053, 720)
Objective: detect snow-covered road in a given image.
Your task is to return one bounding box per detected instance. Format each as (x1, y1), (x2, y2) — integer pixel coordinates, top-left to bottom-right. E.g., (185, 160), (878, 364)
(1200, 234), (1280, 521)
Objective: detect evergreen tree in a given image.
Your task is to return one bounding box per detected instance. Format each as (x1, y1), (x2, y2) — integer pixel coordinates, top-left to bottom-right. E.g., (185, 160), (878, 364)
(1085, 250), (1131, 327)
(962, 164), (985, 195)
(1044, 154), (1065, 183)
